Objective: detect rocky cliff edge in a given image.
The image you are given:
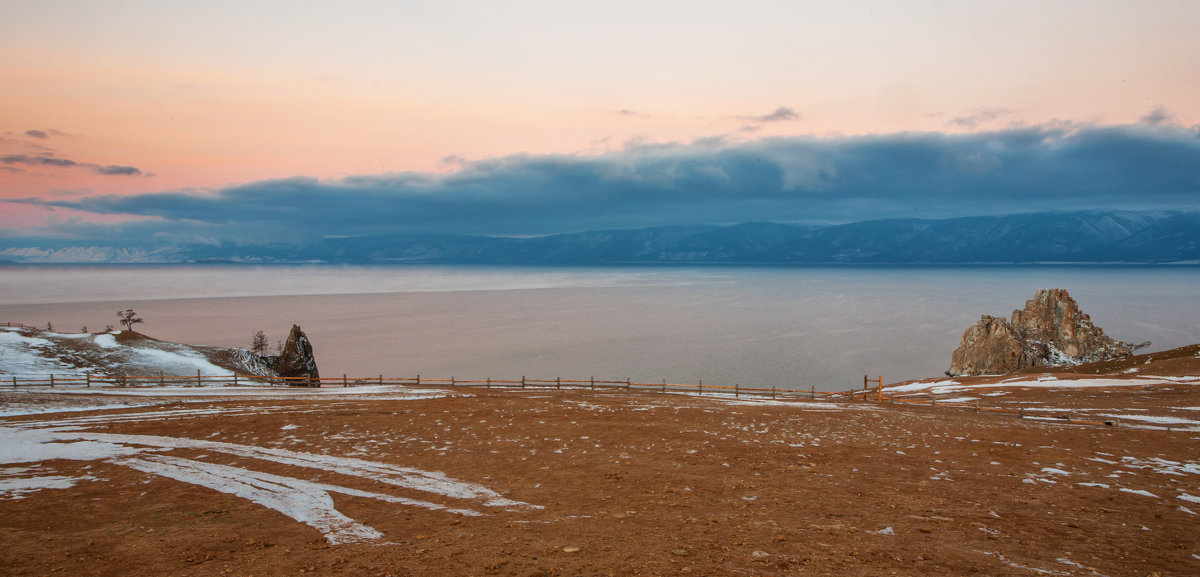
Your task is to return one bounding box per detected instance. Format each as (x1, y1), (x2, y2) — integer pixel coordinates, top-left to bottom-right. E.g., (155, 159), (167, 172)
(948, 288), (1132, 376)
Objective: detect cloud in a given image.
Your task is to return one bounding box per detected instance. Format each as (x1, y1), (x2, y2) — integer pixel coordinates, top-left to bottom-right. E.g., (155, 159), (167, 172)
(2, 154), (78, 167)
(1, 154), (142, 176)
(93, 165), (142, 176)
(741, 107), (801, 123)
(1140, 105), (1175, 126)
(22, 129), (70, 139)
(949, 107), (1012, 128)
(29, 122), (1200, 244)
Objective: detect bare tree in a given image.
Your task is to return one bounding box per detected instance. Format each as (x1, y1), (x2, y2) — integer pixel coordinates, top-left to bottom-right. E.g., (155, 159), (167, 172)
(117, 309), (144, 332)
(250, 330), (270, 356)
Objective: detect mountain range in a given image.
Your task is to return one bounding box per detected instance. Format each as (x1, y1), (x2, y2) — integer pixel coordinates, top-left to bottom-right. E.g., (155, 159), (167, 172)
(3, 211), (1198, 265)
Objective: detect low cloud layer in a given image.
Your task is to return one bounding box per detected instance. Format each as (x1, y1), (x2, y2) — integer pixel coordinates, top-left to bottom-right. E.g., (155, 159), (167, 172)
(1, 153), (143, 176)
(741, 107), (801, 123)
(23, 122), (1200, 245)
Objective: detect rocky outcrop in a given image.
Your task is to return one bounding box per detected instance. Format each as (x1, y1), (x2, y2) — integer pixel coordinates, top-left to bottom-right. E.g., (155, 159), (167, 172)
(948, 289), (1131, 376)
(269, 325), (320, 383)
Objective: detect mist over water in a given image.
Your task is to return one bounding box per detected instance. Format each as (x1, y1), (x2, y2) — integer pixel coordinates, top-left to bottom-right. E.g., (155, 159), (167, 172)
(2, 265), (1198, 389)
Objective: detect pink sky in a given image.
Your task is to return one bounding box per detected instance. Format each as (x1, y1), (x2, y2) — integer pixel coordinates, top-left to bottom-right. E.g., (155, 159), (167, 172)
(2, 0), (1198, 230)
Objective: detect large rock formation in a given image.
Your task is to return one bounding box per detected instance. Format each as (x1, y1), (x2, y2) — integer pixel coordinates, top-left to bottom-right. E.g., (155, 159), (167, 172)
(948, 289), (1131, 376)
(270, 324), (320, 383)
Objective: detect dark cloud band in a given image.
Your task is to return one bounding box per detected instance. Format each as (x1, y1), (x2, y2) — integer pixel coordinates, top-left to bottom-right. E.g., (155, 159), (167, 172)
(33, 122), (1200, 243)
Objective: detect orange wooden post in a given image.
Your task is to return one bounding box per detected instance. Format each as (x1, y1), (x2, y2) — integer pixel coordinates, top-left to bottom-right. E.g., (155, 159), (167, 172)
(865, 375), (883, 402)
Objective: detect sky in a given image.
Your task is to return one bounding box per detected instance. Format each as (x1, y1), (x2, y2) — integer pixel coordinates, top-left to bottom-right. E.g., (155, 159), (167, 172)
(2, 0), (1198, 245)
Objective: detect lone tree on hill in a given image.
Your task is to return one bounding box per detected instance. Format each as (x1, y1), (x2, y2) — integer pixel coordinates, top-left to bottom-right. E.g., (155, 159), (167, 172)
(250, 330), (270, 356)
(117, 309), (144, 332)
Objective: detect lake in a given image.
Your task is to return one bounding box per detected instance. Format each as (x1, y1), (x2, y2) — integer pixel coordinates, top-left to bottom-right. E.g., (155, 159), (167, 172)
(2, 264), (1197, 389)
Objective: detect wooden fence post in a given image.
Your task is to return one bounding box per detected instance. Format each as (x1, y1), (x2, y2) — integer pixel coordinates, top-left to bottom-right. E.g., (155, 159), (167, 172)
(11, 376), (15, 387)
(661, 378), (666, 393)
(160, 371), (164, 386)
(487, 377), (492, 389)
(811, 385), (815, 400)
(735, 384), (740, 398)
(557, 377), (561, 390)
(590, 376), (595, 391)
(197, 370), (202, 387)
(451, 376), (456, 386)
(698, 379), (703, 396)
(625, 377), (631, 390)
(343, 374), (348, 387)
(771, 385), (776, 399)
(86, 373), (90, 388)
(416, 374), (421, 385)
(379, 374), (383, 385)
(521, 376), (526, 389)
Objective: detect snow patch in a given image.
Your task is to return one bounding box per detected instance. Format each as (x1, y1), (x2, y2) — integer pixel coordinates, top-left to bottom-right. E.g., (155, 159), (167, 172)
(0, 474), (92, 499)
(1118, 488), (1159, 498)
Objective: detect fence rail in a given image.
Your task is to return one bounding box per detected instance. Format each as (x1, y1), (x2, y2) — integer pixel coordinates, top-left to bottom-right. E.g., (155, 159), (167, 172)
(1, 371), (1125, 426)
(2, 323), (1122, 427)
(1, 369), (876, 400)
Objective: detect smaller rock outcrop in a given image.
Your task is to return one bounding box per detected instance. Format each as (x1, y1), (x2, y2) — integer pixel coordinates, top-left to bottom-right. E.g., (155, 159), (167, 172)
(948, 289), (1131, 376)
(270, 325), (320, 383)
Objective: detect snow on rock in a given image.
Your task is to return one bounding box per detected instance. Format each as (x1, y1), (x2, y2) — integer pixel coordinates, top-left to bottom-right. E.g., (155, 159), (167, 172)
(948, 288), (1131, 376)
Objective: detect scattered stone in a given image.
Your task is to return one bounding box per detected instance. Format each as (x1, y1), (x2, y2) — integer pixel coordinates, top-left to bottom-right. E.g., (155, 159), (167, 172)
(562, 546), (580, 553)
(751, 550), (770, 559)
(672, 549), (691, 557)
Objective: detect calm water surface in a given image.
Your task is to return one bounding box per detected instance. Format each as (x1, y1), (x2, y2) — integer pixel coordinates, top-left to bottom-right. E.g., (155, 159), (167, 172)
(2, 265), (1197, 388)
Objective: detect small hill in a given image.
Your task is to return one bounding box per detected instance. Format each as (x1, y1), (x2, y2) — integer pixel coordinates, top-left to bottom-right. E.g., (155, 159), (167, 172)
(0, 325), (295, 379)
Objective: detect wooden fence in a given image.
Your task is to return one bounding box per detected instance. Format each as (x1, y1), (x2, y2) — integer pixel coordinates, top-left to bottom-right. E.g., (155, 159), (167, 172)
(0, 371), (867, 401)
(0, 370), (1125, 426)
(2, 321), (1123, 427)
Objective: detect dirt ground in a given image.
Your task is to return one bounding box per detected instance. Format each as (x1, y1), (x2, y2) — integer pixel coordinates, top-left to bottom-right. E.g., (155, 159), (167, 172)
(1, 375), (1198, 577)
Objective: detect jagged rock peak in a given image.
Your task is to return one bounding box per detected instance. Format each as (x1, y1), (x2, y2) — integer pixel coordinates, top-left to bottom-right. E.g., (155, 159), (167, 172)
(948, 289), (1131, 376)
(273, 325), (320, 381)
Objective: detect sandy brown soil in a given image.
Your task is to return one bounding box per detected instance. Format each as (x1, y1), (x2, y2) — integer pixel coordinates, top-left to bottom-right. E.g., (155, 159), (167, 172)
(1, 374), (1198, 577)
